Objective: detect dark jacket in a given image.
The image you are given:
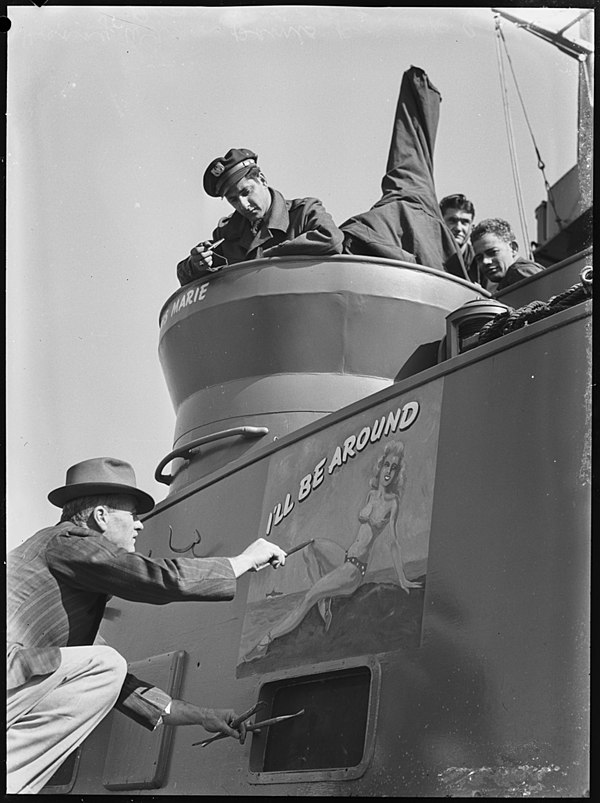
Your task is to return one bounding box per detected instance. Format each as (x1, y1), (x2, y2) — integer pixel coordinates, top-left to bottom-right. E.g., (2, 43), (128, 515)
(177, 189), (344, 286)
(495, 256), (545, 291)
(341, 66), (468, 280)
(446, 241), (483, 286)
(7, 522), (236, 729)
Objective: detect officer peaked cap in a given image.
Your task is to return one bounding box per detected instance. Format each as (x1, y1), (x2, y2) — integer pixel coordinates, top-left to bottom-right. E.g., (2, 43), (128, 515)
(203, 148), (259, 197)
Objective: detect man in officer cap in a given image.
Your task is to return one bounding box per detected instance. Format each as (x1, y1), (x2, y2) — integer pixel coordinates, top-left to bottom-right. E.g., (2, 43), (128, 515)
(7, 456), (287, 794)
(177, 148), (343, 286)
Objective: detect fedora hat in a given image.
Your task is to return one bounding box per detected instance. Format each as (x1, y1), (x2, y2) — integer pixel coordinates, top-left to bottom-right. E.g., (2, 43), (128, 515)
(48, 457), (155, 513)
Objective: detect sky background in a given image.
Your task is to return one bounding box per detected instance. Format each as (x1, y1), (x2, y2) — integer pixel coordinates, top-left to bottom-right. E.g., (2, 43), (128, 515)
(6, 6), (587, 551)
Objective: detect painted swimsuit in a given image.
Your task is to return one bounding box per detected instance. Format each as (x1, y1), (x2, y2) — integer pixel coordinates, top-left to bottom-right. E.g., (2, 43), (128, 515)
(344, 553), (367, 577)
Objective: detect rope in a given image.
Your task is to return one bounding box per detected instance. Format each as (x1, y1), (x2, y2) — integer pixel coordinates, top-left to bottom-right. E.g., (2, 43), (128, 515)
(477, 266), (593, 345)
(495, 18), (532, 256)
(495, 16), (565, 250)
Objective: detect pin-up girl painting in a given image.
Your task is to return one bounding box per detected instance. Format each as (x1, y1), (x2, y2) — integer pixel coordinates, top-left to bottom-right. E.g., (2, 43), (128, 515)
(250, 441), (420, 657)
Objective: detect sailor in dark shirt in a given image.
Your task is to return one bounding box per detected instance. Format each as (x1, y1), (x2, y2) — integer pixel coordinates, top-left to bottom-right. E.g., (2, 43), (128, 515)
(440, 194), (482, 285)
(177, 148), (343, 286)
(471, 218), (545, 292)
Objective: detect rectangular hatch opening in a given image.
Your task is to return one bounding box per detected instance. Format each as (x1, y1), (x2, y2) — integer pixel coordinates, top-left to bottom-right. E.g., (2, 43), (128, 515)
(249, 661), (379, 784)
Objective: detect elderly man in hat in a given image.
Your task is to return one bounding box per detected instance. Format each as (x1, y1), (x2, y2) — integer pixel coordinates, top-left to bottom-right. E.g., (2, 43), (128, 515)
(176, 148), (344, 286)
(7, 457), (287, 794)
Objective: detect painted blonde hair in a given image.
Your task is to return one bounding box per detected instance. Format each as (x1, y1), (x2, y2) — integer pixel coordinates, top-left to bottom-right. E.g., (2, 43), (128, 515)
(370, 440), (406, 495)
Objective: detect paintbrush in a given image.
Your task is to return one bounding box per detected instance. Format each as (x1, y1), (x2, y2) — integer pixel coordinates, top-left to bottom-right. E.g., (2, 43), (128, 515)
(193, 709), (305, 747)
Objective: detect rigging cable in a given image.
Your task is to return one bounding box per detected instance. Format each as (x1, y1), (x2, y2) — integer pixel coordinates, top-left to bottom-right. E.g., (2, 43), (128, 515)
(494, 16), (532, 258)
(495, 16), (565, 244)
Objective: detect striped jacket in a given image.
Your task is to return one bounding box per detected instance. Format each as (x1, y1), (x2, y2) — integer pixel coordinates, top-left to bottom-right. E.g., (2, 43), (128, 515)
(7, 522), (236, 729)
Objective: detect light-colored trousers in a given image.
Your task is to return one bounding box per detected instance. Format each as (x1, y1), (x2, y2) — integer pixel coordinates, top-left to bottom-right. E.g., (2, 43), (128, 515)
(6, 644), (127, 794)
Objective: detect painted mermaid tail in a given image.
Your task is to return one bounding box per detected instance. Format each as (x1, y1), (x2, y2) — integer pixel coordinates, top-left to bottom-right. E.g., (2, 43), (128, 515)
(399, 576), (422, 593)
(244, 631), (273, 662)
